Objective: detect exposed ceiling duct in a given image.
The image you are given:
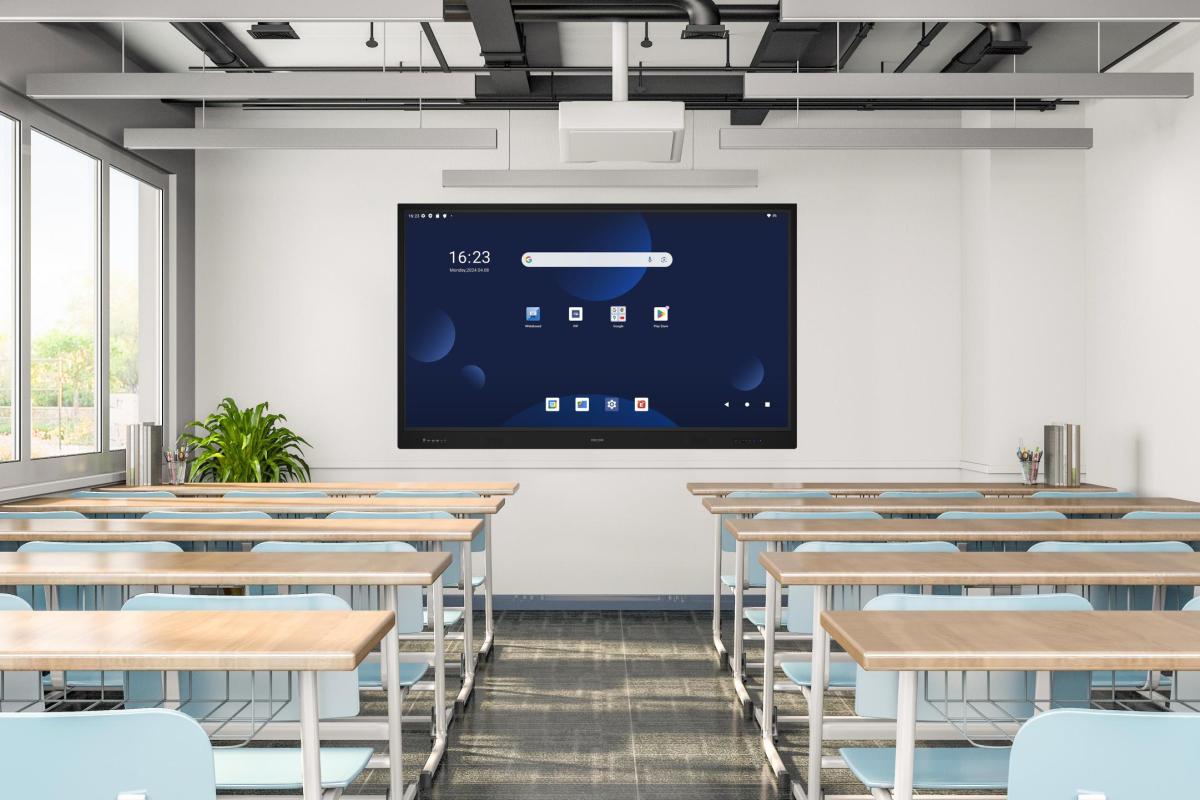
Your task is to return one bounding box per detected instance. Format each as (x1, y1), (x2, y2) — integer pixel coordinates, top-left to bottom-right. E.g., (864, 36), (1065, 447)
(444, 0), (766, 23)
(171, 22), (263, 69)
(942, 22), (1031, 72)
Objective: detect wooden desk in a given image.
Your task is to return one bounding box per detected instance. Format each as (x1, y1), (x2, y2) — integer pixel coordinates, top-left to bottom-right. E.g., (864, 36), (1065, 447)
(757, 551), (1200, 800)
(105, 481), (520, 497)
(820, 610), (1200, 800)
(703, 495), (1200, 516)
(0, 609), (391, 800)
(687, 481), (1114, 497)
(3, 495), (505, 515)
(0, 516), (481, 543)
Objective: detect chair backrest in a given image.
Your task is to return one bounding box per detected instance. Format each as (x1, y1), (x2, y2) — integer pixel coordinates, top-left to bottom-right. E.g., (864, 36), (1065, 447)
(249, 541), (423, 633)
(15, 541), (183, 611)
(938, 510), (1068, 520)
(737, 510), (883, 587)
(1028, 540), (1192, 610)
(223, 489), (328, 498)
(1124, 510), (1200, 519)
(0, 708), (216, 799)
(143, 510), (272, 519)
(1031, 490), (1136, 499)
(786, 541), (959, 634)
(0, 510), (86, 519)
(1007, 709), (1200, 800)
(328, 509), (469, 585)
(71, 490), (176, 498)
(1169, 596), (1200, 702)
(375, 490), (486, 551)
(878, 490), (984, 499)
(122, 592), (360, 721)
(854, 592), (1092, 721)
(720, 491), (835, 553)
(0, 594), (42, 711)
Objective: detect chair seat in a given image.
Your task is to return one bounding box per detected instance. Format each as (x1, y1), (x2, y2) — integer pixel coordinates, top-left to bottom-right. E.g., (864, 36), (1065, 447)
(424, 609), (464, 628)
(721, 575), (765, 590)
(214, 746), (373, 790)
(446, 574), (486, 588)
(356, 659), (431, 688)
(840, 746), (1011, 790)
(780, 660), (858, 688)
(744, 608), (790, 628)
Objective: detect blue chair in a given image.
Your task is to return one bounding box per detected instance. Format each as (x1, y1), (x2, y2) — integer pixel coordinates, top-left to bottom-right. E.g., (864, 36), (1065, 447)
(249, 540), (431, 688)
(122, 592), (376, 794)
(739, 510), (883, 630)
(1169, 596), (1200, 704)
(1007, 709), (1200, 799)
(71, 490), (176, 498)
(1124, 510), (1200, 519)
(717, 491), (837, 592)
(1032, 490), (1136, 499)
(0, 510), (87, 552)
(327, 510), (471, 629)
(878, 491), (984, 499)
(839, 592), (1092, 796)
(0, 708), (216, 799)
(143, 510), (272, 551)
(938, 510), (1067, 552)
(0, 594), (42, 711)
(780, 541), (960, 690)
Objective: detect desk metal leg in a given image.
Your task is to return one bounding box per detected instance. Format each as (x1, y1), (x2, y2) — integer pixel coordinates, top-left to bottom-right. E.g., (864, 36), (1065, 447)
(481, 515), (495, 660)
(422, 580), (448, 790)
(762, 573), (787, 787)
(383, 586), (405, 800)
(713, 515), (727, 667)
(298, 670), (323, 800)
(893, 670), (918, 800)
(807, 585), (829, 800)
(457, 539), (476, 710)
(732, 538), (751, 711)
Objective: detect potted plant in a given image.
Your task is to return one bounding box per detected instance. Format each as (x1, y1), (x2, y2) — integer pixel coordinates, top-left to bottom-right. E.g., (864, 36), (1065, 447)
(179, 397), (311, 483)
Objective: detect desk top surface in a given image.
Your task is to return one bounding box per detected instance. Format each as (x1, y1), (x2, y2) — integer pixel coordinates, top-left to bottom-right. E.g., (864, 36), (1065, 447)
(109, 481), (519, 496)
(760, 550), (1200, 585)
(0, 610), (392, 671)
(0, 516), (482, 542)
(687, 482), (1113, 497)
(3, 495), (505, 515)
(703, 495), (1200, 515)
(821, 610), (1200, 671)
(0, 551), (451, 586)
(725, 517), (1200, 542)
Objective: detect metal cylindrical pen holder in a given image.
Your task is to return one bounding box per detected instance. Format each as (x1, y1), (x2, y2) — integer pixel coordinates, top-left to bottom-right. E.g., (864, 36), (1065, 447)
(126, 422), (163, 486)
(1043, 423), (1081, 487)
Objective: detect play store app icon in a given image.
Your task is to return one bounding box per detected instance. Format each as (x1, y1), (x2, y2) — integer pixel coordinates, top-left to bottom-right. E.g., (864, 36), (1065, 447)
(654, 306), (670, 322)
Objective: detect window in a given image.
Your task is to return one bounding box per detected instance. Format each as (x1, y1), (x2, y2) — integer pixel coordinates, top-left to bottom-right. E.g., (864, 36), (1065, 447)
(0, 114), (15, 462)
(108, 167), (162, 449)
(30, 130), (99, 459)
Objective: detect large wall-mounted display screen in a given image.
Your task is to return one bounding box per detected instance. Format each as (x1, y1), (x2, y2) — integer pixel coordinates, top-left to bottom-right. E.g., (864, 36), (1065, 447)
(399, 204), (796, 449)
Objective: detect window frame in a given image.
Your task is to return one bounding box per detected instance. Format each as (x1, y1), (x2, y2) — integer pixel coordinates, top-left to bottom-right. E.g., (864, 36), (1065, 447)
(0, 81), (170, 494)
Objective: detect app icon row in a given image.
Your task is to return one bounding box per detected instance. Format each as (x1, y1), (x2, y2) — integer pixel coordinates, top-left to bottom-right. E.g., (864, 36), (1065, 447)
(525, 306), (669, 323)
(545, 397), (649, 413)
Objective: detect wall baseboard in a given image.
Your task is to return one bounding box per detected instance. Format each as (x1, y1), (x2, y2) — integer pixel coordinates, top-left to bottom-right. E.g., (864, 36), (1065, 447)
(492, 594), (754, 611)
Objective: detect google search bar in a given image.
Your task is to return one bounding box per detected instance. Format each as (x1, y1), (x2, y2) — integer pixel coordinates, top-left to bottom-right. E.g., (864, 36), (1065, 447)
(522, 252), (673, 268)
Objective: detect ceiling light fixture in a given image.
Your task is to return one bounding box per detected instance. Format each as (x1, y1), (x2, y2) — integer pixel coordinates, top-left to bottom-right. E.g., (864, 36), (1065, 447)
(719, 126), (1093, 150)
(743, 71), (1193, 99)
(442, 169), (757, 188)
(124, 126), (499, 150)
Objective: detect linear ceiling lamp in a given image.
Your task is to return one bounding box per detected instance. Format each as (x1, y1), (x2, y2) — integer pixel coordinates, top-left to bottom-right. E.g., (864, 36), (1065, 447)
(781, 0), (1200, 22)
(0, 0), (442, 21)
(26, 72), (475, 101)
(125, 127), (498, 150)
(743, 72), (1193, 100)
(442, 170), (759, 188)
(719, 127), (1093, 150)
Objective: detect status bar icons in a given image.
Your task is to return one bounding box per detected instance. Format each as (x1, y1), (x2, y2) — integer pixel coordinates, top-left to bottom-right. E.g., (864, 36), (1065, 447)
(654, 306), (669, 322)
(634, 397), (649, 412)
(545, 397), (560, 412)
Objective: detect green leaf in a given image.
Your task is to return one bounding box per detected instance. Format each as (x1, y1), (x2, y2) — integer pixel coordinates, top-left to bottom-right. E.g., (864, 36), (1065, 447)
(176, 396), (311, 483)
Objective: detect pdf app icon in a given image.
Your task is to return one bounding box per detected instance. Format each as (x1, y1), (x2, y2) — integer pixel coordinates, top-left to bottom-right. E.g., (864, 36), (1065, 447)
(634, 397), (649, 412)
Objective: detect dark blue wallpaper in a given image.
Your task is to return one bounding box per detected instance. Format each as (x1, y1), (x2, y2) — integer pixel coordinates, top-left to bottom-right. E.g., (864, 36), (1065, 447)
(401, 206), (793, 430)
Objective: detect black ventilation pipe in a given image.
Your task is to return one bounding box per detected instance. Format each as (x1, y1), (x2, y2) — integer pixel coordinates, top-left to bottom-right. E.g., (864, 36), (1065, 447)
(172, 22), (240, 66)
(941, 22), (1029, 73)
(444, 1), (775, 22)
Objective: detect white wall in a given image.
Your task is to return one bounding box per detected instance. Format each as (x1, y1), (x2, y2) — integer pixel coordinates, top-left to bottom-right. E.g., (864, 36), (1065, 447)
(1085, 24), (1200, 497)
(194, 106), (1087, 597)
